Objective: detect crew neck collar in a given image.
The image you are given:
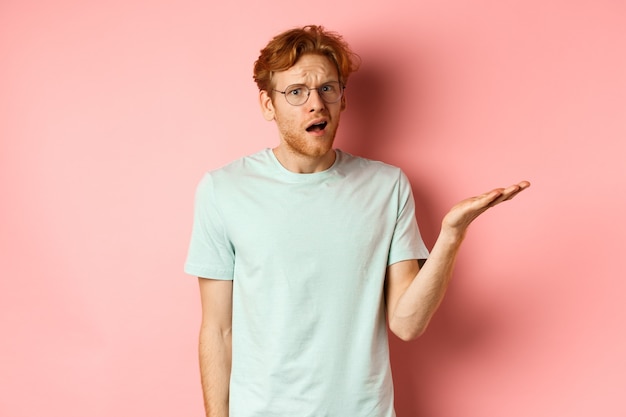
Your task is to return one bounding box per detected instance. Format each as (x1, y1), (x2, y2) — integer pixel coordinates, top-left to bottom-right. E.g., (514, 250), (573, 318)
(267, 148), (340, 183)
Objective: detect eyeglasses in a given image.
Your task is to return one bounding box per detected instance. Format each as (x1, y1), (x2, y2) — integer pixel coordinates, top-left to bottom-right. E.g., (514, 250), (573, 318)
(273, 81), (344, 106)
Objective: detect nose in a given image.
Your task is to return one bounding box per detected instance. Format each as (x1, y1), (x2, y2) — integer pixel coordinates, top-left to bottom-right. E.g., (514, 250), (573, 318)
(307, 88), (326, 112)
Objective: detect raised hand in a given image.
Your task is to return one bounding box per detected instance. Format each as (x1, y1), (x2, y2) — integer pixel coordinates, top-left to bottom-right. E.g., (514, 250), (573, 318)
(442, 181), (531, 237)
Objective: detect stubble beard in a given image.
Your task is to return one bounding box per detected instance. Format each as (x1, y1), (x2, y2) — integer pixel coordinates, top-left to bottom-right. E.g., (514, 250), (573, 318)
(276, 116), (340, 159)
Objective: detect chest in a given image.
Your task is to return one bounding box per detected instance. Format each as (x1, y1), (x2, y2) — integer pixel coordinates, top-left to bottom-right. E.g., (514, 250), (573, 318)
(220, 178), (398, 261)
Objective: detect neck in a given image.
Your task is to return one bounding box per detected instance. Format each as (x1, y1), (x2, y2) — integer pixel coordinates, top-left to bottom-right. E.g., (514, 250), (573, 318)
(272, 147), (336, 173)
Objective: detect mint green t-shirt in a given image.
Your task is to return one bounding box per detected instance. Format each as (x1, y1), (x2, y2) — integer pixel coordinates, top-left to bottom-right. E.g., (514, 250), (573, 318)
(185, 149), (429, 417)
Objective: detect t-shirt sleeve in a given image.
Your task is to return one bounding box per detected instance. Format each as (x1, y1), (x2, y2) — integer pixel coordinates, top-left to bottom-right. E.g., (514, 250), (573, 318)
(387, 170), (430, 266)
(184, 173), (235, 280)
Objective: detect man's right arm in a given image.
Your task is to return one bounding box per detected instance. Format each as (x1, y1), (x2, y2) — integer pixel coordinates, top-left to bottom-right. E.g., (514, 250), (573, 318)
(198, 278), (233, 417)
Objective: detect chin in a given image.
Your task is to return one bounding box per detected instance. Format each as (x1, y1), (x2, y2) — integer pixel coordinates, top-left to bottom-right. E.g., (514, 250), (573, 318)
(307, 139), (335, 157)
(283, 133), (335, 158)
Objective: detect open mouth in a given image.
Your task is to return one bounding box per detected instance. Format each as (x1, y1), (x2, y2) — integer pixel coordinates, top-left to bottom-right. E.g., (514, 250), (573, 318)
(306, 121), (328, 132)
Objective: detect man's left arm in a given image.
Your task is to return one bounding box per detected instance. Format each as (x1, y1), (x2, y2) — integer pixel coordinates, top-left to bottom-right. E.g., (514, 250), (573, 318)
(385, 181), (530, 341)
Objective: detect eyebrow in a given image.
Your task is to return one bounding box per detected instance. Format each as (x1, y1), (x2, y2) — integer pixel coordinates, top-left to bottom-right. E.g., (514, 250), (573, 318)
(285, 80), (340, 87)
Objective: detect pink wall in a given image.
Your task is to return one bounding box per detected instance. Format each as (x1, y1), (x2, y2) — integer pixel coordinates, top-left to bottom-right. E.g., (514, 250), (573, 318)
(1, 1), (624, 416)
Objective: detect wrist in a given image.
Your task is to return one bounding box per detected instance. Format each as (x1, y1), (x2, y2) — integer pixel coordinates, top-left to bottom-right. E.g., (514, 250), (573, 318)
(439, 223), (467, 246)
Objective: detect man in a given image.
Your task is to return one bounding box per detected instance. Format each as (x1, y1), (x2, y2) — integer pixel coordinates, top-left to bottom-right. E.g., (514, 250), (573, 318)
(185, 25), (529, 417)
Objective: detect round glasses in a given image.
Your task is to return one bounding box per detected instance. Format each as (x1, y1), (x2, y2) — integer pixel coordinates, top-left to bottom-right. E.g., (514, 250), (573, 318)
(273, 81), (344, 106)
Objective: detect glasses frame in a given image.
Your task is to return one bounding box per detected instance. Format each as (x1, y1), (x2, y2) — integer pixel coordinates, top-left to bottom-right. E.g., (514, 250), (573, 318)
(273, 81), (345, 106)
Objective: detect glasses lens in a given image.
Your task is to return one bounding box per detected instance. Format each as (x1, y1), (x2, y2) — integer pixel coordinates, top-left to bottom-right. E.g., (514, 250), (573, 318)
(319, 82), (342, 103)
(284, 85), (308, 106)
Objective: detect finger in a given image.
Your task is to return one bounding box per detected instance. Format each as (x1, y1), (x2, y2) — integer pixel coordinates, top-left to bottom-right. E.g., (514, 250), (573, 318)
(472, 181), (530, 209)
(503, 181), (531, 200)
(502, 184), (522, 199)
(478, 188), (504, 205)
(489, 181), (530, 206)
(488, 194), (511, 207)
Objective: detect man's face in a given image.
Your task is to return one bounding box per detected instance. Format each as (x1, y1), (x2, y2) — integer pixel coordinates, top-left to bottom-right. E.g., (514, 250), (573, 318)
(260, 54), (345, 160)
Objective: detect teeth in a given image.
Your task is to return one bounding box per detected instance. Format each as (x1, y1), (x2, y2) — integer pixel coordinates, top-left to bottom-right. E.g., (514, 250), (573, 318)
(306, 121), (327, 132)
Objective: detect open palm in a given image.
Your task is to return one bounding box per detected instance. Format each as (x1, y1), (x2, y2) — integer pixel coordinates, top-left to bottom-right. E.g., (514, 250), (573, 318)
(442, 181), (531, 232)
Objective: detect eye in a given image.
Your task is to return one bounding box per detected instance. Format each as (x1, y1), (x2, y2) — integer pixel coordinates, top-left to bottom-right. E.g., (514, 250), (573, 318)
(286, 86), (304, 96)
(321, 84), (335, 93)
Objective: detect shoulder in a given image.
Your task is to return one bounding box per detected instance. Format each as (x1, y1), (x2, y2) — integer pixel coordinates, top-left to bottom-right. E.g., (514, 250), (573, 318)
(335, 149), (408, 184)
(204, 149), (273, 181)
(193, 149), (273, 199)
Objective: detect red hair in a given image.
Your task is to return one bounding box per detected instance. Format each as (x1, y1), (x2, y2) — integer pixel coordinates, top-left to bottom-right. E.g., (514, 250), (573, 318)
(253, 25), (360, 91)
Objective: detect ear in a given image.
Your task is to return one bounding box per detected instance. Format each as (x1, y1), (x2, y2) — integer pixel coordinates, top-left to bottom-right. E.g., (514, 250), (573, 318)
(340, 94), (347, 111)
(259, 90), (275, 121)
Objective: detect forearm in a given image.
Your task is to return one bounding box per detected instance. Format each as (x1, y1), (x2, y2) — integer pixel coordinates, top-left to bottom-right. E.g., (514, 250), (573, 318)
(390, 227), (465, 340)
(199, 327), (232, 417)
(388, 180), (530, 341)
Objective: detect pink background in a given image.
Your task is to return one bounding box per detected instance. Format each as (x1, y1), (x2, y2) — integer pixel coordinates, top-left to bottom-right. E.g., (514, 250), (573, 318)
(1, 0), (625, 416)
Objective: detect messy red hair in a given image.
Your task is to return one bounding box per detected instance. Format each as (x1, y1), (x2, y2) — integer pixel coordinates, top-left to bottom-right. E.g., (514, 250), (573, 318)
(253, 25), (360, 91)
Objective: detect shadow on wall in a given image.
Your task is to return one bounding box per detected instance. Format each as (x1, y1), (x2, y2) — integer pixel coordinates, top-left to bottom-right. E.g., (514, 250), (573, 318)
(340, 36), (508, 417)
(339, 39), (440, 243)
(388, 287), (511, 416)
(340, 49), (420, 161)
